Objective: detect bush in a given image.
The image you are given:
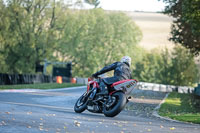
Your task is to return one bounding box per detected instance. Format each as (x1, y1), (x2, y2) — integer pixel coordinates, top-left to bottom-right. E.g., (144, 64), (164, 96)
(133, 45), (199, 86)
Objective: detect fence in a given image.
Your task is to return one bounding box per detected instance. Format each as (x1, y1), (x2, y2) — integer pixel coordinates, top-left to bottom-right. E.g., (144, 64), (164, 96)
(0, 73), (53, 85)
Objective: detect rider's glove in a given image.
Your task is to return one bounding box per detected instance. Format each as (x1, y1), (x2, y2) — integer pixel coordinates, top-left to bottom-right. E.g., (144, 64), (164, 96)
(92, 72), (99, 78)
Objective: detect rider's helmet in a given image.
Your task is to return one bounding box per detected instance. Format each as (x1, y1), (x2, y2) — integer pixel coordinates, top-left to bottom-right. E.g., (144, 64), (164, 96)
(120, 56), (131, 66)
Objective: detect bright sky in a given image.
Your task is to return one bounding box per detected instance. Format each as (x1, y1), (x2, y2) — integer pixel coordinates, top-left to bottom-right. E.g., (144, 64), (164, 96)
(99, 0), (166, 12)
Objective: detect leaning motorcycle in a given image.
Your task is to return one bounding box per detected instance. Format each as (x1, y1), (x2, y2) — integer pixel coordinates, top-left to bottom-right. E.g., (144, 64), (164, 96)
(74, 77), (138, 117)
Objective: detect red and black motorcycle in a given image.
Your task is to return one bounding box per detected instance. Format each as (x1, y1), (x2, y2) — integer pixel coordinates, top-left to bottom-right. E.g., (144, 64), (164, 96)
(74, 77), (138, 117)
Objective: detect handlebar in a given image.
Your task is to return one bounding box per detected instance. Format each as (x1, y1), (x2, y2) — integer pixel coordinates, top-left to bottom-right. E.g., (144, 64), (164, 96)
(88, 76), (101, 82)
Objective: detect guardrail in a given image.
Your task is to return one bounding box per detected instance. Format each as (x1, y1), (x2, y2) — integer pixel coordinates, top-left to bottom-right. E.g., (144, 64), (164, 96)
(75, 77), (196, 94)
(76, 77), (88, 84)
(136, 82), (194, 94)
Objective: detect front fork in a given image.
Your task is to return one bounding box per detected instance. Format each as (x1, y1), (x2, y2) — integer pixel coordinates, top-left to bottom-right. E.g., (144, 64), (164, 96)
(89, 88), (97, 99)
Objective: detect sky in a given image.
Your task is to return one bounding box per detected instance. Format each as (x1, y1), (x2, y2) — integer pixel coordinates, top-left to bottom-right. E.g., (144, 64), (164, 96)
(92, 0), (166, 12)
(99, 0), (166, 12)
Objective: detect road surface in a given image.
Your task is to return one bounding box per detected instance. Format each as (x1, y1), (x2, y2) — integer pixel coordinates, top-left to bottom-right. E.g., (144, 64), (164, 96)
(0, 87), (199, 133)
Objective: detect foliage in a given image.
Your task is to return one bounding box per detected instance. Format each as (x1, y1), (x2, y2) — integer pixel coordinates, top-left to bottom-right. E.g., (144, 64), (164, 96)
(170, 45), (199, 86)
(158, 48), (172, 84)
(84, 0), (100, 8)
(133, 45), (199, 86)
(0, 0), (62, 73)
(0, 1), (142, 77)
(56, 9), (142, 77)
(133, 50), (162, 83)
(161, 0), (200, 55)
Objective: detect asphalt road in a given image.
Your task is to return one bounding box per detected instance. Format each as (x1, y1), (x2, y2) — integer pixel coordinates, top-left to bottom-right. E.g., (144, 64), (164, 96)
(0, 87), (199, 133)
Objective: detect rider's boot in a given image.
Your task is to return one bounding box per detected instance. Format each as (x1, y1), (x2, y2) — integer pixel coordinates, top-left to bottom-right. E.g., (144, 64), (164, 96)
(97, 81), (108, 95)
(98, 88), (108, 95)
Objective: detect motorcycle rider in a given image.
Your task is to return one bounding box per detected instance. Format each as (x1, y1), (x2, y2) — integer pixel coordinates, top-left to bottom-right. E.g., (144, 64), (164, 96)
(92, 56), (132, 95)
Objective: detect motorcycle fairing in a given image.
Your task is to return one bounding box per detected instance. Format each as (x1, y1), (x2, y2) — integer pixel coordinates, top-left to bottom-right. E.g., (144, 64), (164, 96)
(87, 81), (99, 92)
(111, 79), (137, 95)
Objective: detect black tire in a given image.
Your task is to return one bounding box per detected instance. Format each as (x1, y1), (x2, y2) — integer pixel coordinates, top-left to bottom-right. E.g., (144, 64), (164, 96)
(103, 91), (126, 117)
(74, 92), (88, 113)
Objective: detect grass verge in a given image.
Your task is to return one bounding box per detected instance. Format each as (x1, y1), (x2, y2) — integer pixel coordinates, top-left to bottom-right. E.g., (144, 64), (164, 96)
(159, 92), (200, 124)
(0, 83), (84, 90)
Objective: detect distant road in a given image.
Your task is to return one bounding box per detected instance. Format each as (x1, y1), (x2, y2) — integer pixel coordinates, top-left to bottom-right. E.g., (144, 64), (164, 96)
(0, 87), (199, 133)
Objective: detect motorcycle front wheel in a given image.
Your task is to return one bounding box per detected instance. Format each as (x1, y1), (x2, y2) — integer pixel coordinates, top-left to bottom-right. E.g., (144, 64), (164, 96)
(74, 92), (88, 113)
(103, 91), (126, 117)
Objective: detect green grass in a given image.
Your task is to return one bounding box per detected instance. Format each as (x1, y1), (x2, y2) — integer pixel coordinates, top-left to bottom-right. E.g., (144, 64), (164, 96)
(159, 92), (200, 124)
(0, 83), (84, 90)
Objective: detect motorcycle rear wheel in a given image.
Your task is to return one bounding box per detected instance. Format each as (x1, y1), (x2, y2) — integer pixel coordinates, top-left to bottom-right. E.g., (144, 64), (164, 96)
(103, 91), (126, 117)
(74, 92), (88, 113)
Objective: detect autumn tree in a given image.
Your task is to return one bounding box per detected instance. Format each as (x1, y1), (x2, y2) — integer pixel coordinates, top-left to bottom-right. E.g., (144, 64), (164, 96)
(57, 9), (142, 77)
(0, 0), (64, 73)
(161, 0), (200, 55)
(0, 1), (142, 77)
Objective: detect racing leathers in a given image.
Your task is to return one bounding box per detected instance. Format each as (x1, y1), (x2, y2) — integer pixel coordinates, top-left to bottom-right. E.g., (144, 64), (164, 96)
(92, 62), (132, 94)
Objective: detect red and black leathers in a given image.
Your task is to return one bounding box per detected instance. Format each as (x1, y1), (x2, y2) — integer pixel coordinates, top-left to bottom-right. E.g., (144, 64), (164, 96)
(93, 62), (132, 85)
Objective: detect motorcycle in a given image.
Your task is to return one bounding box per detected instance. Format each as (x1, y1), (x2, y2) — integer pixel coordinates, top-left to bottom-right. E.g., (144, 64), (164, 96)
(74, 77), (138, 117)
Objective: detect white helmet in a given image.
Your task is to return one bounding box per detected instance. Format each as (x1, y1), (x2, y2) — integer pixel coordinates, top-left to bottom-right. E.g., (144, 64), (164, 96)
(121, 56), (131, 66)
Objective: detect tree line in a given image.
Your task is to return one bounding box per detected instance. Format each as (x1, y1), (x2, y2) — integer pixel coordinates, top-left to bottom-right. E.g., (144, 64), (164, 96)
(133, 45), (199, 86)
(0, 0), (199, 87)
(0, 0), (142, 76)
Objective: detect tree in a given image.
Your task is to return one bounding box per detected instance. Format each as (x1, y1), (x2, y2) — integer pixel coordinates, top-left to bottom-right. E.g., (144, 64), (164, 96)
(0, 1), (142, 76)
(0, 0), (8, 73)
(158, 48), (172, 84)
(133, 50), (163, 83)
(133, 46), (199, 86)
(56, 9), (142, 77)
(0, 0), (63, 73)
(161, 0), (200, 55)
(84, 0), (100, 8)
(169, 45), (199, 86)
